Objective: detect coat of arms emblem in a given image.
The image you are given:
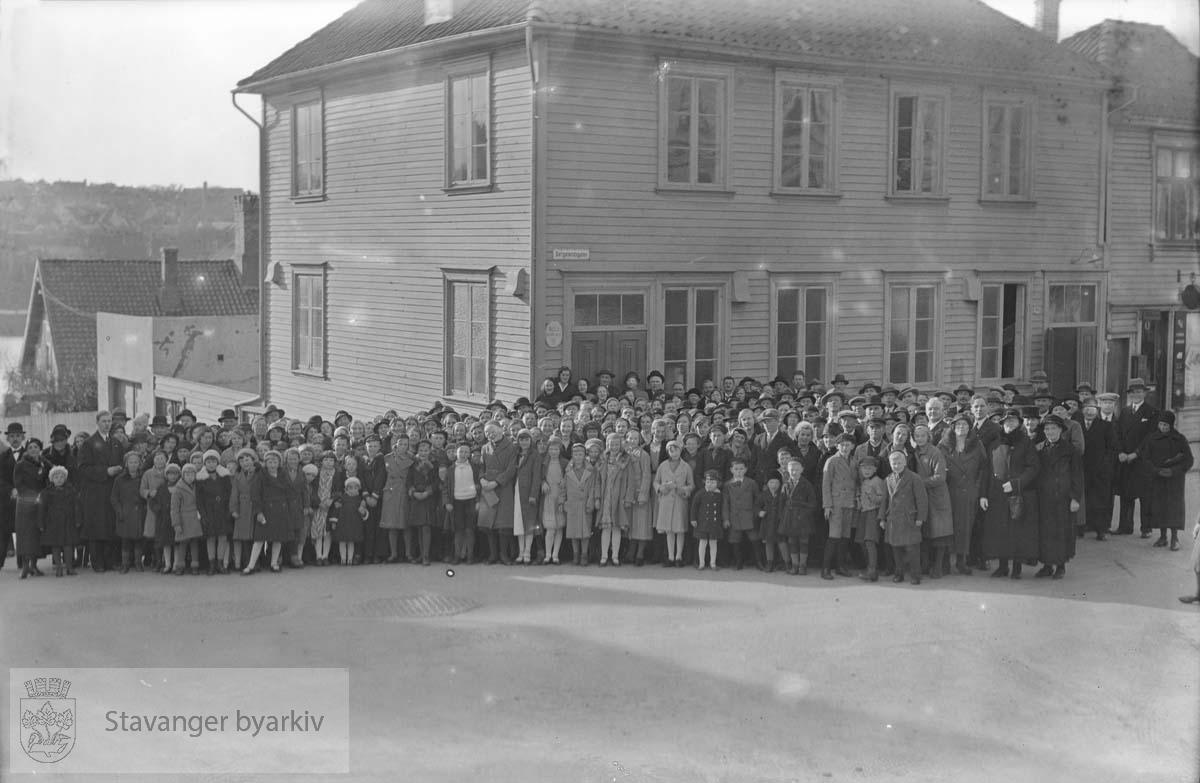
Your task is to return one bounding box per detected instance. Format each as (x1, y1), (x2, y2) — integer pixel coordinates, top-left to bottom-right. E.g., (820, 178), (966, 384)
(19, 677), (75, 762)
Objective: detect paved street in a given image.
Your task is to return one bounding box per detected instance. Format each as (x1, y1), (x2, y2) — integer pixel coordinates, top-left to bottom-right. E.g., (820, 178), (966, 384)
(2, 528), (1198, 783)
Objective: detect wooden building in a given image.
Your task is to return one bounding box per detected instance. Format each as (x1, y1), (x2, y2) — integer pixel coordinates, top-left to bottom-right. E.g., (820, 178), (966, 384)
(235, 0), (1109, 417)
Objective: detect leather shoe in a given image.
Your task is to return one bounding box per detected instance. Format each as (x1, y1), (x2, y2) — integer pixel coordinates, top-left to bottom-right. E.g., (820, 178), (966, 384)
(892, 574), (905, 583)
(1035, 565), (1054, 578)
(1140, 530), (1152, 539)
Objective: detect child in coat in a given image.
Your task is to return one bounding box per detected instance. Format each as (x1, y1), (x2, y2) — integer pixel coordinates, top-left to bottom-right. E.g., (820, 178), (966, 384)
(757, 471), (785, 572)
(563, 442), (599, 566)
(330, 477), (367, 566)
(540, 438), (567, 564)
(156, 464), (180, 573)
(406, 440), (440, 565)
(443, 444), (480, 564)
(38, 465), (79, 577)
(690, 469), (728, 570)
(723, 459), (762, 570)
(139, 450), (168, 569)
(196, 450), (233, 575)
(820, 434), (858, 580)
(111, 450), (145, 574)
(778, 457), (817, 576)
(171, 463), (203, 575)
(597, 433), (629, 566)
(855, 456), (886, 582)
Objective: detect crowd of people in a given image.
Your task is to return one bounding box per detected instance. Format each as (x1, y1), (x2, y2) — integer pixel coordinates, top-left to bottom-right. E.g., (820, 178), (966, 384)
(1, 366), (1197, 600)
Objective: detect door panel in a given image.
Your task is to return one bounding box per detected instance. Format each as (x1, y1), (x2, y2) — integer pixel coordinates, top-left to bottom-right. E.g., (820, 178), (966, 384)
(1105, 338), (1130, 398)
(571, 333), (605, 385)
(614, 332), (646, 385)
(571, 331), (647, 389)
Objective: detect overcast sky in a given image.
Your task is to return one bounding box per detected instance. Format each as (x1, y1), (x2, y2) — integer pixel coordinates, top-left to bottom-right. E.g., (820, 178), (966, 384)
(1, 0), (1196, 191)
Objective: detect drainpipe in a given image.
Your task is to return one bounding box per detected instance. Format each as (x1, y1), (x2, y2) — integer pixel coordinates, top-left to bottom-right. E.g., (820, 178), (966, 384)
(525, 8), (545, 398)
(230, 91), (269, 415)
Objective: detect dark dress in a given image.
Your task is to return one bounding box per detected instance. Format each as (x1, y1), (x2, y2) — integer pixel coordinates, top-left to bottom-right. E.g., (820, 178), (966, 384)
(1036, 438), (1083, 565)
(196, 467), (234, 537)
(330, 495), (366, 543)
(980, 426), (1039, 561)
(110, 471), (145, 540)
(777, 475), (817, 541)
(690, 489), (725, 538)
(1138, 427), (1194, 531)
(38, 484), (79, 548)
(406, 459), (440, 528)
(152, 481), (176, 548)
(943, 435), (989, 556)
(251, 470), (296, 542)
(14, 455), (49, 557)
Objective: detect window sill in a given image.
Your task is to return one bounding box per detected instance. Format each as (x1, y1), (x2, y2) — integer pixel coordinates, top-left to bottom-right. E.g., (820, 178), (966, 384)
(442, 394), (490, 409)
(291, 194), (326, 204)
(770, 190), (843, 200)
(443, 183), (495, 195)
(292, 369), (328, 381)
(654, 186), (736, 196)
(979, 198), (1036, 206)
(885, 195), (950, 203)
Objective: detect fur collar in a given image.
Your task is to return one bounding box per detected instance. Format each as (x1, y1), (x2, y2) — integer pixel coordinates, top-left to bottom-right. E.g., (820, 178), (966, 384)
(196, 465), (231, 480)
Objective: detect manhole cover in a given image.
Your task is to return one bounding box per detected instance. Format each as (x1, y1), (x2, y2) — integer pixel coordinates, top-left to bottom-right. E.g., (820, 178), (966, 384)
(150, 599), (289, 623)
(349, 592), (479, 619)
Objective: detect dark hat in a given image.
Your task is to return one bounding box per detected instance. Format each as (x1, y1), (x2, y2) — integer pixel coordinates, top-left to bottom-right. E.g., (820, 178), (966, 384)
(837, 409), (859, 420)
(514, 397), (533, 410)
(1033, 389), (1055, 401)
(771, 376), (790, 386)
(934, 390), (955, 403)
(219, 408), (237, 422)
(866, 416), (887, 427)
(880, 386), (899, 397)
(760, 408), (780, 420)
(364, 434), (382, 445)
(5, 422), (25, 436)
(796, 391), (816, 404)
(823, 422), (844, 437)
(1126, 377), (1148, 392)
(1029, 370), (1049, 383)
(703, 469), (721, 482)
(832, 373), (849, 385)
(111, 407), (128, 420)
(487, 399), (509, 412)
(1160, 410), (1177, 426)
(1042, 414), (1066, 429)
(333, 410), (352, 424)
(858, 382), (882, 396)
(1074, 382), (1095, 394)
(50, 424), (72, 441)
(953, 383), (974, 395)
(858, 455), (879, 467)
(1001, 383), (1020, 393)
(899, 386), (920, 398)
(949, 413), (973, 426)
(1020, 406), (1041, 420)
(177, 409), (197, 422)
(847, 395), (867, 408)
(819, 390), (847, 407)
(306, 415), (324, 428)
(263, 404), (285, 418)
(595, 368), (615, 379)
(984, 392), (1004, 404)
(151, 415), (169, 427)
(862, 394), (884, 409)
(1012, 394), (1032, 406)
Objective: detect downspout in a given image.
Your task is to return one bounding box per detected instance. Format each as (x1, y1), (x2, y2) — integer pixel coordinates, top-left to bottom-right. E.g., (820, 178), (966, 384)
(231, 91), (269, 414)
(525, 8), (545, 397)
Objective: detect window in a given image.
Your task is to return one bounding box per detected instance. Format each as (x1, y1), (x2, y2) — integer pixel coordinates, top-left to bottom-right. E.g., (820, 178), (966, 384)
(292, 98), (324, 198)
(979, 283), (1025, 380)
(293, 271), (325, 375)
(663, 287), (720, 388)
(775, 76), (836, 192)
(774, 284), (830, 380)
(445, 274), (490, 399)
(573, 293), (645, 327)
(109, 378), (141, 417)
(888, 284), (938, 384)
(891, 87), (947, 196)
(1047, 283), (1097, 326)
(447, 65), (490, 188)
(660, 64), (730, 189)
(1155, 144), (1200, 242)
(983, 99), (1032, 198)
(155, 397), (182, 421)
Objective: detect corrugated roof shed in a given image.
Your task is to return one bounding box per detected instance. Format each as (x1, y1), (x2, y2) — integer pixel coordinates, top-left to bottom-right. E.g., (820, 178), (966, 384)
(238, 0), (1103, 89)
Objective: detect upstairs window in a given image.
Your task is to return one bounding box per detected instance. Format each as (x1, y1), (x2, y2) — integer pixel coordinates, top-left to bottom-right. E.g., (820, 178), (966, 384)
(292, 98), (324, 198)
(775, 76), (836, 193)
(660, 64), (731, 189)
(984, 98), (1032, 199)
(891, 87), (947, 197)
(1155, 144), (1200, 243)
(447, 62), (491, 189)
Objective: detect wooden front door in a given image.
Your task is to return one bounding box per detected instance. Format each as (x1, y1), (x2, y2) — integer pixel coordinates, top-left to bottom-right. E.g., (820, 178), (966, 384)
(571, 331), (646, 388)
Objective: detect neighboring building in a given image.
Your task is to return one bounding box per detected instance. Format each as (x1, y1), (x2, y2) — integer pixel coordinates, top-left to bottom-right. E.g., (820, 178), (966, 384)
(235, 0), (1109, 418)
(96, 312), (260, 422)
(1063, 21), (1200, 430)
(19, 194), (260, 413)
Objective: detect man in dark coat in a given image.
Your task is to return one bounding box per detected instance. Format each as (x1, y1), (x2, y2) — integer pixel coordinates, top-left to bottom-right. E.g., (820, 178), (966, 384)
(480, 422), (519, 564)
(1114, 378), (1159, 536)
(77, 411), (126, 571)
(1080, 399), (1118, 540)
(752, 409), (794, 471)
(358, 435), (388, 564)
(0, 422), (24, 570)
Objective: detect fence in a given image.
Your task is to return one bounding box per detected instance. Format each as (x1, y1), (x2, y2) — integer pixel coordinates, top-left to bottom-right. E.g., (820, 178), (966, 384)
(1, 411), (101, 439)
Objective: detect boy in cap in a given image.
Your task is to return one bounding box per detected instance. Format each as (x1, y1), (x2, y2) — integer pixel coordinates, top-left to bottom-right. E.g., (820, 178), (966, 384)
(821, 434), (858, 579)
(855, 455), (886, 581)
(690, 469), (727, 570)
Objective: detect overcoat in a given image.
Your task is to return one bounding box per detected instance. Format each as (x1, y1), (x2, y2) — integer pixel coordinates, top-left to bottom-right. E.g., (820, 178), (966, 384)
(77, 432), (124, 541)
(597, 451), (631, 530)
(512, 449), (542, 535)
(109, 470), (145, 540)
(623, 448), (653, 540)
(479, 436), (519, 530)
(37, 483), (79, 548)
(379, 450), (413, 530)
(1036, 438), (1083, 564)
(250, 469), (295, 543)
(1115, 402), (1159, 499)
(329, 494), (366, 543)
(540, 456), (566, 530)
(170, 480), (203, 542)
(980, 426), (1040, 560)
(652, 458), (693, 534)
(407, 458), (441, 528)
(1138, 426), (1194, 531)
(822, 453), (857, 511)
(689, 488), (725, 538)
(562, 462), (598, 539)
(14, 454), (48, 556)
(912, 443), (953, 540)
(1081, 418), (1118, 529)
(942, 434), (989, 555)
(229, 468), (258, 541)
(880, 468), (929, 548)
(196, 465), (234, 537)
(777, 474), (817, 540)
(140, 467), (167, 538)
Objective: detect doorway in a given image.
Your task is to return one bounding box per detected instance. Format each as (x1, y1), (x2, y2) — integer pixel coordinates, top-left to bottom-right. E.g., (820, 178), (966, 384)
(571, 331), (646, 388)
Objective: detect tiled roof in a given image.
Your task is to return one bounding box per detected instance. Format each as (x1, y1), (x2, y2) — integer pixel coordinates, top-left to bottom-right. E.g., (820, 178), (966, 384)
(1062, 20), (1199, 127)
(238, 0), (1102, 88)
(28, 258), (258, 377)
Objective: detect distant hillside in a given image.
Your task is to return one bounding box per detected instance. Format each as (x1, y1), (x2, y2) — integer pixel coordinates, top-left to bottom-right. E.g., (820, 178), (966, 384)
(0, 179), (249, 333)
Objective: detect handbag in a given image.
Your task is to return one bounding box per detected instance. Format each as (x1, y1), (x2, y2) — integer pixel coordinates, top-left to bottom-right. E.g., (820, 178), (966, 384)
(1007, 494), (1023, 520)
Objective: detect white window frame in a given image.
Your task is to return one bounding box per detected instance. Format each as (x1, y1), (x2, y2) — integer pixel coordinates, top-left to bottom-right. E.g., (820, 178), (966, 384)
(770, 277), (836, 381)
(291, 94), (324, 200)
(1153, 135), (1200, 245)
(773, 72), (840, 195)
(292, 266), (327, 378)
(661, 282), (728, 389)
(981, 94), (1034, 201)
(444, 270), (492, 401)
(976, 279), (1028, 383)
(884, 279), (942, 385)
(888, 83), (950, 198)
(1045, 280), (1101, 328)
(658, 61), (734, 191)
(445, 55), (492, 191)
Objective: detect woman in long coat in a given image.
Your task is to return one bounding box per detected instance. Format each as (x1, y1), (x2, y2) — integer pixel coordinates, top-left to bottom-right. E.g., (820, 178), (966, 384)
(246, 450), (293, 573)
(942, 416), (989, 575)
(170, 463), (204, 575)
(480, 424), (519, 565)
(228, 449), (258, 570)
(379, 436), (412, 562)
(653, 440), (694, 567)
(561, 442), (598, 565)
(1139, 410), (1195, 550)
(912, 424), (953, 578)
(981, 408), (1040, 579)
(14, 438), (49, 577)
(110, 451), (145, 573)
(196, 453), (234, 574)
(623, 431), (654, 565)
(1035, 415), (1084, 579)
(38, 466), (78, 576)
(512, 431), (543, 564)
(540, 439), (567, 564)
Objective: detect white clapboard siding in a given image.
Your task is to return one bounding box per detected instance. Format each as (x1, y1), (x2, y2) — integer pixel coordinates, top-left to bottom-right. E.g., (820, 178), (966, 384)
(0, 412), (101, 441)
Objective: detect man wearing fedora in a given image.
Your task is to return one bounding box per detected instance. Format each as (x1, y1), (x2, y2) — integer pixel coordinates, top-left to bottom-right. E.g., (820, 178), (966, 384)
(1114, 378), (1159, 536)
(77, 410), (127, 572)
(0, 422), (25, 570)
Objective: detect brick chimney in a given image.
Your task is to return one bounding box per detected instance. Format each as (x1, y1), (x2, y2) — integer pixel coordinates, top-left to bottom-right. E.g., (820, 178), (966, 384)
(233, 193), (260, 290)
(158, 247), (183, 315)
(1034, 0), (1061, 41)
